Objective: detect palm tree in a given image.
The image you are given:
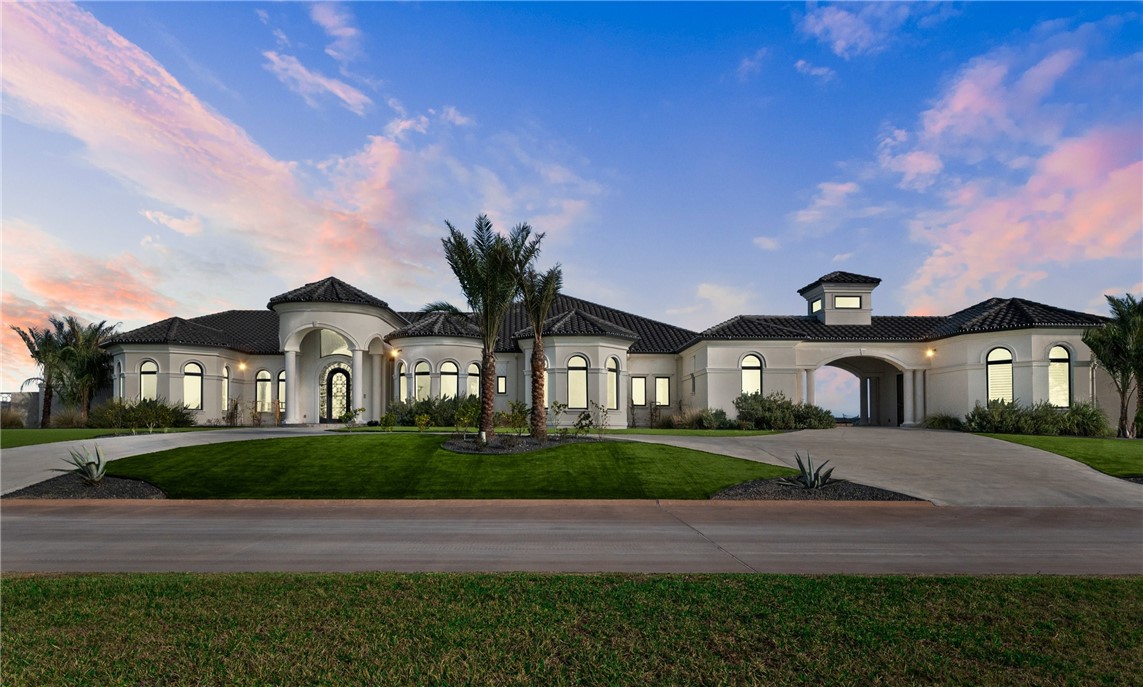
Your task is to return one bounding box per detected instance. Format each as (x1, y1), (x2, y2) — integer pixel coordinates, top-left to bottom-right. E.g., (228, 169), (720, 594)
(57, 317), (118, 422)
(1084, 294), (1141, 438)
(11, 319), (67, 428)
(1104, 294), (1143, 437)
(436, 214), (540, 438)
(517, 264), (562, 440)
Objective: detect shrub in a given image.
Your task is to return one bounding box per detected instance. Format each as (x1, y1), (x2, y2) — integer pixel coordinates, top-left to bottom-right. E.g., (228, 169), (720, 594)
(962, 399), (1111, 437)
(778, 452), (838, 490)
(508, 401), (530, 436)
(88, 398), (197, 431)
(733, 392), (835, 430)
(379, 412), (396, 432)
(964, 399), (1031, 434)
(1059, 402), (1112, 437)
(414, 414), (432, 432)
(50, 407), (86, 428)
(574, 410), (594, 438)
(1, 408), (25, 429)
(921, 413), (963, 431)
(55, 444), (107, 485)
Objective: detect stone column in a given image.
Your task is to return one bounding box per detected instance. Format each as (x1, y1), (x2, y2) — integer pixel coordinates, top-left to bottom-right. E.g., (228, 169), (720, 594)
(371, 353), (382, 421)
(806, 368), (816, 407)
(902, 369), (915, 426)
(352, 349), (364, 413)
(284, 350), (300, 425)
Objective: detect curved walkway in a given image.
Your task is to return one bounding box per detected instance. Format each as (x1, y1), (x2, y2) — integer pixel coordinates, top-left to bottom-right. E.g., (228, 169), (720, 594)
(621, 428), (1141, 507)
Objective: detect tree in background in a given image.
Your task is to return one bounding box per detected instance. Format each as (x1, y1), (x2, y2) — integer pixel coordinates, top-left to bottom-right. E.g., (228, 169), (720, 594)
(1084, 294), (1142, 438)
(11, 319), (67, 428)
(11, 316), (117, 427)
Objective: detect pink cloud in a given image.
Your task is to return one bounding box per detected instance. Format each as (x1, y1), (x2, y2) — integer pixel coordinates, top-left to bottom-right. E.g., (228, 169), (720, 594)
(309, 3), (362, 65)
(262, 51), (372, 115)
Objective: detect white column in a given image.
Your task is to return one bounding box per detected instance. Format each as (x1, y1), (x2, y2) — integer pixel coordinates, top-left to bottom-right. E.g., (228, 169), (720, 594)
(284, 350), (300, 425)
(859, 377), (869, 425)
(914, 370), (925, 423)
(352, 349), (364, 412)
(371, 354), (382, 421)
(902, 369), (915, 426)
(806, 368), (816, 407)
(796, 369), (806, 403)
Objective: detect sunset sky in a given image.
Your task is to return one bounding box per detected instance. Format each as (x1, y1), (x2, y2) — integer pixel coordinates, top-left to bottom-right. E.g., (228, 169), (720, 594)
(3, 2), (1141, 415)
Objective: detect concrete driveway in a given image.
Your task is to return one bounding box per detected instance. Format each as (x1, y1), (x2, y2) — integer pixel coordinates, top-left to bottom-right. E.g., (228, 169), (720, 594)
(622, 427), (1142, 507)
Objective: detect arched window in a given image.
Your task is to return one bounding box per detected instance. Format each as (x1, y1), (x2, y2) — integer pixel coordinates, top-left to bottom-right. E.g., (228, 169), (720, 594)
(398, 361), (408, 402)
(466, 363), (480, 398)
(277, 370), (286, 413)
(567, 355), (588, 409)
(1048, 346), (1071, 407)
(741, 354), (763, 395)
(440, 361), (459, 399)
(221, 366), (230, 410)
(140, 361), (158, 401)
(414, 361), (431, 401)
(182, 362), (203, 410)
(256, 370), (272, 412)
(606, 357), (620, 410)
(986, 348), (1013, 403)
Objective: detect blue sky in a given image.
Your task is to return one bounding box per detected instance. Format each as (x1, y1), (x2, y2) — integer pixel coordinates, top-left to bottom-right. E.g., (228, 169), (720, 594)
(3, 2), (1141, 413)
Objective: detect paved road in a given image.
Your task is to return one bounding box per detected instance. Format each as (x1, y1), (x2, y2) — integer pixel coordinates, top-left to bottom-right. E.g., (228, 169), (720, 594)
(3, 499), (1140, 574)
(622, 428), (1143, 507)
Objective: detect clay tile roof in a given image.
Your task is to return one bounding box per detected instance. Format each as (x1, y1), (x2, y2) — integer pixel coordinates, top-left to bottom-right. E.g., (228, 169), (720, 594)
(700, 315), (947, 342)
(928, 297), (1105, 339)
(106, 310), (281, 354)
(797, 271), (882, 295)
(514, 308), (639, 340)
(386, 311), (481, 340)
(268, 276), (389, 310)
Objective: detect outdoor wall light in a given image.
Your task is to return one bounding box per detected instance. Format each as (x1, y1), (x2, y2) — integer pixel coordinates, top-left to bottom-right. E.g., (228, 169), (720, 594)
(925, 349), (936, 358)
(238, 362), (247, 371)
(390, 349), (400, 358)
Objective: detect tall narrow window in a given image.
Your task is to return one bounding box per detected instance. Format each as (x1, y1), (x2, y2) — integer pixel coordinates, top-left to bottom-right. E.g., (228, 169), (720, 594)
(414, 362), (431, 401)
(398, 362), (408, 402)
(741, 354), (763, 395)
(497, 376), (507, 394)
(567, 355), (588, 409)
(466, 363), (480, 398)
(606, 357), (620, 410)
(182, 362), (203, 410)
(116, 362), (124, 400)
(655, 377), (670, 407)
(631, 377), (647, 406)
(222, 366), (230, 409)
(986, 348), (1013, 403)
(1048, 346), (1070, 407)
(256, 370), (272, 412)
(440, 361), (459, 399)
(277, 370), (286, 413)
(140, 361), (158, 401)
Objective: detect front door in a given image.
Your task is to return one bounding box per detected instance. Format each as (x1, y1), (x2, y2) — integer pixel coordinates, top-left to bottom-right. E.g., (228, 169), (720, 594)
(326, 368), (350, 421)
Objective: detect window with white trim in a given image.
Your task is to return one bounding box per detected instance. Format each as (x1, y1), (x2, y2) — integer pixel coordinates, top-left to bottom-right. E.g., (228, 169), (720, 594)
(835, 295), (861, 309)
(414, 362), (431, 401)
(655, 377), (670, 407)
(986, 348), (1013, 403)
(256, 370), (273, 412)
(440, 361), (459, 399)
(182, 362), (203, 410)
(741, 354), (763, 395)
(631, 377), (646, 407)
(606, 357), (620, 410)
(1048, 346), (1070, 407)
(567, 355), (588, 408)
(466, 363), (480, 398)
(277, 370), (286, 413)
(398, 362), (408, 402)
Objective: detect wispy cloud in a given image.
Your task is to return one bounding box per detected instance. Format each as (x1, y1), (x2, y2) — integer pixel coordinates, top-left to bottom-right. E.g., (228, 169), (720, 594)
(753, 236), (780, 251)
(737, 48), (769, 82)
(666, 283), (758, 329)
(439, 105), (475, 127)
(794, 59), (836, 82)
(798, 3), (949, 60)
(789, 181), (885, 235)
(262, 51), (372, 115)
(309, 2), (362, 66)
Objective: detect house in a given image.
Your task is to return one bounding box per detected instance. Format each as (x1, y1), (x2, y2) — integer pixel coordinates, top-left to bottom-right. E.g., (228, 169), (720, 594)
(102, 271), (1112, 427)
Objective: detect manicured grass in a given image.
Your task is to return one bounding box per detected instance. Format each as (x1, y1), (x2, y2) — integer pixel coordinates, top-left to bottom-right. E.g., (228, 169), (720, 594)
(0, 427), (228, 450)
(106, 434), (793, 499)
(3, 573), (1139, 686)
(985, 433), (1143, 478)
(340, 426), (780, 437)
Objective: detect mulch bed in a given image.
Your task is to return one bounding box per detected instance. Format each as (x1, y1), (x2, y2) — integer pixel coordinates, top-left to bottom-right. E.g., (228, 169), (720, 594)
(3, 474), (166, 500)
(712, 479), (923, 502)
(441, 435), (605, 455)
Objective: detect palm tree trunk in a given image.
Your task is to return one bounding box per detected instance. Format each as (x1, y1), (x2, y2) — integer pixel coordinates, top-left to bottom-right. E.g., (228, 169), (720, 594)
(531, 340), (547, 440)
(481, 349), (497, 438)
(1119, 392), (1131, 438)
(40, 382), (53, 429)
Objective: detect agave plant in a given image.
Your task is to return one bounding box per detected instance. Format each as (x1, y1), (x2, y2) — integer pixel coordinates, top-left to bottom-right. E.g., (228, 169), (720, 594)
(779, 452), (839, 489)
(55, 444), (107, 486)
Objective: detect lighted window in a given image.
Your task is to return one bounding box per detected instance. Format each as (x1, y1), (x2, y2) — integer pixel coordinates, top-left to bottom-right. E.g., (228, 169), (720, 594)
(222, 366), (230, 409)
(182, 362), (203, 410)
(414, 362), (431, 401)
(655, 377), (670, 407)
(606, 357), (620, 410)
(277, 370), (286, 413)
(440, 361), (459, 399)
(1048, 346), (1070, 407)
(986, 348), (1013, 403)
(398, 362), (408, 402)
(466, 363), (480, 398)
(835, 295), (861, 309)
(256, 370), (272, 412)
(320, 329), (350, 357)
(567, 355), (588, 408)
(140, 361), (158, 401)
(811, 298), (823, 313)
(116, 362), (124, 400)
(497, 376), (507, 394)
(741, 354), (763, 395)
(631, 377), (646, 406)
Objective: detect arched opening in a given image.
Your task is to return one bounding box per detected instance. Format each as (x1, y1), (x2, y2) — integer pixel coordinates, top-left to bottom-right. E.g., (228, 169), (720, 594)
(183, 362), (203, 410)
(817, 355), (906, 426)
(606, 357), (620, 410)
(319, 361), (351, 422)
(567, 355), (588, 409)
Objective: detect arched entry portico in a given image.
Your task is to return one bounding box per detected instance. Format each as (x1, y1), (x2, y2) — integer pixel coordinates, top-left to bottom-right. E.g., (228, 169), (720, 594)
(811, 353), (925, 427)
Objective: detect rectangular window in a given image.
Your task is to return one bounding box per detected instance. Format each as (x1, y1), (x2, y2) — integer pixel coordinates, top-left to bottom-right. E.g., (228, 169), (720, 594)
(141, 374), (157, 402)
(811, 298), (823, 313)
(631, 377), (646, 406)
(497, 376), (507, 394)
(835, 295), (861, 309)
(655, 377), (670, 407)
(1048, 361), (1069, 407)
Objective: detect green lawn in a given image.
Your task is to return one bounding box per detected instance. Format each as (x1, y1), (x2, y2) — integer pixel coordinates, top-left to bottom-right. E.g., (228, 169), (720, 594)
(106, 434), (793, 499)
(340, 426), (780, 437)
(3, 573), (1138, 687)
(0, 426), (229, 450)
(985, 434), (1143, 477)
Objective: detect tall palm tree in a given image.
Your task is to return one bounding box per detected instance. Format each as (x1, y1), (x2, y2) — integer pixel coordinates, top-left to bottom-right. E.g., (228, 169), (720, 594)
(11, 319), (67, 428)
(1084, 295), (1139, 438)
(436, 214), (540, 438)
(517, 265), (562, 440)
(1104, 294), (1143, 437)
(57, 317), (117, 422)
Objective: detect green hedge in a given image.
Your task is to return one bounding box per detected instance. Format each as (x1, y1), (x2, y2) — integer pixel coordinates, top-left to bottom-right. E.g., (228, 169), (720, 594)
(733, 392), (836, 430)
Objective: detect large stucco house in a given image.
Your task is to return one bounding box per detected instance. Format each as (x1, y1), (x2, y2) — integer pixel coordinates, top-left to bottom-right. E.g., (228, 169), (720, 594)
(103, 271), (1111, 428)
